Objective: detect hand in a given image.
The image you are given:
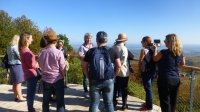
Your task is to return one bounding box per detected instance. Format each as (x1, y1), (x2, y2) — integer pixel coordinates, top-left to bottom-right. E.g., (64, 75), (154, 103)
(152, 44), (157, 52)
(35, 62), (39, 68)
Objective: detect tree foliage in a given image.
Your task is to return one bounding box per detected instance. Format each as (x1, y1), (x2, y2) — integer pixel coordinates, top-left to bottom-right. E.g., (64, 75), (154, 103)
(0, 10), (72, 54)
(13, 15), (42, 53)
(0, 10), (16, 54)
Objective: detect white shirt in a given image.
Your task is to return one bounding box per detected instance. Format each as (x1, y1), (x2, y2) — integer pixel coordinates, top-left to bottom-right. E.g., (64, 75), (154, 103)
(113, 43), (129, 77)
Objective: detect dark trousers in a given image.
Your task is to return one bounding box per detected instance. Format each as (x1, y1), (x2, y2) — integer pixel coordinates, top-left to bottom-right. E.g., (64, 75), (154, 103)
(158, 78), (180, 112)
(42, 79), (65, 112)
(27, 76), (38, 112)
(113, 76), (129, 106)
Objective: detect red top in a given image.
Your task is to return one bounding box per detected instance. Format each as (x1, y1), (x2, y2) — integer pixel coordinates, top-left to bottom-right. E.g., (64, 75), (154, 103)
(20, 47), (37, 80)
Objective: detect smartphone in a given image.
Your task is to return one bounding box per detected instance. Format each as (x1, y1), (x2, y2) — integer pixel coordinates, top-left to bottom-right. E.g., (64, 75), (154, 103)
(154, 39), (161, 47)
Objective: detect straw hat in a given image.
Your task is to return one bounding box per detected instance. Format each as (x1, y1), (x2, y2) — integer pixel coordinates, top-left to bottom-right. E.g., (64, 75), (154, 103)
(116, 33), (128, 42)
(43, 28), (58, 42)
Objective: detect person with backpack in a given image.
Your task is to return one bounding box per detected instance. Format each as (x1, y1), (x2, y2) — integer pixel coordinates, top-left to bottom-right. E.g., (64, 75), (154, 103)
(153, 34), (185, 112)
(83, 31), (121, 112)
(112, 33), (130, 110)
(138, 36), (156, 111)
(78, 33), (93, 98)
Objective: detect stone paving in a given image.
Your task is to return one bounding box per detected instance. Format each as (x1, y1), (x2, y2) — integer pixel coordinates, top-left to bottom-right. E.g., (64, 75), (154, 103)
(0, 84), (161, 112)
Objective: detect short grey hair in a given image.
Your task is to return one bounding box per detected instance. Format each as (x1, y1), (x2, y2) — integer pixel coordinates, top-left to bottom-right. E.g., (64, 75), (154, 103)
(84, 33), (92, 39)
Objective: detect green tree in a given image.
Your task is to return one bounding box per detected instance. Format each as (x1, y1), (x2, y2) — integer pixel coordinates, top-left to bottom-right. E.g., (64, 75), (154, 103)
(14, 15), (42, 53)
(0, 10), (16, 54)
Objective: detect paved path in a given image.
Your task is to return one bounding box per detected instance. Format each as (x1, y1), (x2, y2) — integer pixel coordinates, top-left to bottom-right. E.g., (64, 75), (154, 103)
(0, 84), (161, 112)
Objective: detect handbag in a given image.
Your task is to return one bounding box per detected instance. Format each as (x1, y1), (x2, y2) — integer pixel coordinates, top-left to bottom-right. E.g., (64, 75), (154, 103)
(36, 68), (42, 79)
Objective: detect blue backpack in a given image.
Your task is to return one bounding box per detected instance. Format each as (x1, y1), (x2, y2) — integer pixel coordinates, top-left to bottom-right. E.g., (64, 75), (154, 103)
(88, 47), (115, 80)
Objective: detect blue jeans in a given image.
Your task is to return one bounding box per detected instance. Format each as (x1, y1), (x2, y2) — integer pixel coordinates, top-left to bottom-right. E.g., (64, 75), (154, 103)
(27, 76), (38, 112)
(42, 79), (65, 112)
(142, 72), (154, 110)
(83, 73), (88, 92)
(89, 79), (114, 112)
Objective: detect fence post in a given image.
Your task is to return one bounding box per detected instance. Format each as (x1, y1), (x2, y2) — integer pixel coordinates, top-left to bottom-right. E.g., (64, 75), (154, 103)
(188, 70), (195, 112)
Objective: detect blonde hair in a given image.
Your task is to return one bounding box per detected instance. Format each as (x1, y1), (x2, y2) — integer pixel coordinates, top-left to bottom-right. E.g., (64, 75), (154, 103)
(165, 34), (182, 56)
(10, 35), (20, 46)
(18, 32), (32, 50)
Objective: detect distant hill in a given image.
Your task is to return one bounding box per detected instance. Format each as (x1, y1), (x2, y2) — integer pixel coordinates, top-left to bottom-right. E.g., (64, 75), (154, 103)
(186, 56), (200, 67)
(72, 44), (200, 67)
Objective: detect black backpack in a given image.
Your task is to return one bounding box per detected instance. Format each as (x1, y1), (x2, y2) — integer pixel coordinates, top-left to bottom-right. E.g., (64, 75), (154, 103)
(2, 53), (10, 69)
(143, 48), (156, 73)
(88, 47), (115, 80)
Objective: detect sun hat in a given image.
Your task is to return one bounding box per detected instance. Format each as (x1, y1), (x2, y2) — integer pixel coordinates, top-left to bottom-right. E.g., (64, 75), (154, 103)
(43, 28), (58, 42)
(116, 33), (128, 42)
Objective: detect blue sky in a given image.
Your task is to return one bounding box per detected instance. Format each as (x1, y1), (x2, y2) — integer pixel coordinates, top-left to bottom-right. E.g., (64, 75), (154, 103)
(1, 0), (200, 45)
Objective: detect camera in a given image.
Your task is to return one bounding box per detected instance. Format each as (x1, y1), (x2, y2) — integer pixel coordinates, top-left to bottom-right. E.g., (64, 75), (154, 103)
(154, 39), (161, 47)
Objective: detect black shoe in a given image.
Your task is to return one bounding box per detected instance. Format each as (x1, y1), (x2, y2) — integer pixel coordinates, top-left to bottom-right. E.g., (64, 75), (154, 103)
(50, 97), (56, 103)
(64, 85), (68, 88)
(121, 104), (128, 110)
(113, 100), (118, 108)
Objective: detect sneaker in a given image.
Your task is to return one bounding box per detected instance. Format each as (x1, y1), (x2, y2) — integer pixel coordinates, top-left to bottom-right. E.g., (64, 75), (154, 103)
(141, 103), (146, 107)
(140, 104), (147, 111)
(140, 107), (147, 111)
(84, 92), (89, 98)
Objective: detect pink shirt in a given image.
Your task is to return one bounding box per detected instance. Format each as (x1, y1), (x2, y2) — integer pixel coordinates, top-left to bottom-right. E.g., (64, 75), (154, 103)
(38, 46), (66, 83)
(20, 48), (37, 80)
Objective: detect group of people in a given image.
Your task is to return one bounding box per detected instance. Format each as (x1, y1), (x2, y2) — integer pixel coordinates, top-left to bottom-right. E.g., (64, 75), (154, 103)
(138, 35), (185, 112)
(6, 29), (68, 112)
(78, 31), (185, 112)
(5, 28), (185, 112)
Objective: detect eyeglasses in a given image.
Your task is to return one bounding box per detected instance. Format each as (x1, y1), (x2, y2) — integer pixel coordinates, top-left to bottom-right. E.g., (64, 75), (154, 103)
(164, 40), (168, 43)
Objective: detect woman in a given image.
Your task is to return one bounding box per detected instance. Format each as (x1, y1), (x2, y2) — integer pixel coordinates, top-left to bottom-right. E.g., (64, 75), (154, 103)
(78, 33), (93, 98)
(7, 35), (25, 102)
(19, 32), (39, 112)
(38, 28), (66, 112)
(153, 34), (185, 112)
(138, 36), (156, 111)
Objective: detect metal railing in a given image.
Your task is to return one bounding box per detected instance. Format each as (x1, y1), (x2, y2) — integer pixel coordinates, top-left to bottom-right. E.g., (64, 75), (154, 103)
(182, 65), (200, 112)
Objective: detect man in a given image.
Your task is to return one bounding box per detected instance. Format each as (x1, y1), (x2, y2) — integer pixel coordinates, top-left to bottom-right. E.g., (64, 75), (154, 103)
(112, 33), (130, 110)
(83, 31), (121, 112)
(78, 33), (93, 98)
(57, 39), (69, 88)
